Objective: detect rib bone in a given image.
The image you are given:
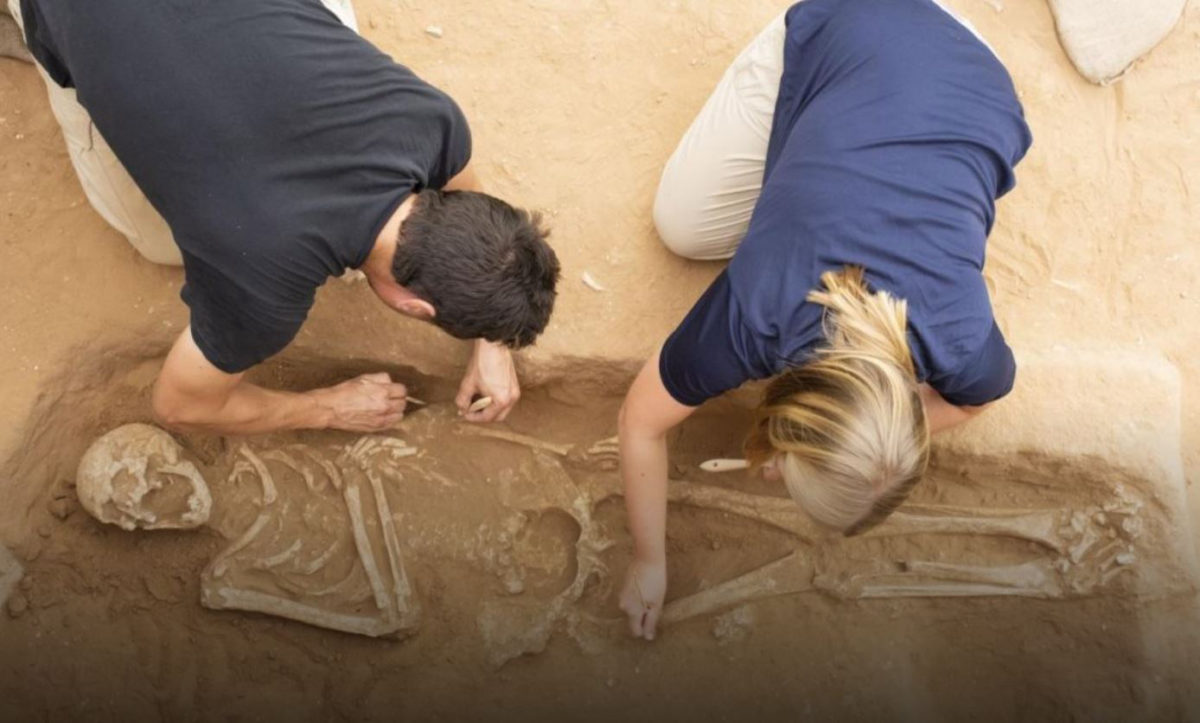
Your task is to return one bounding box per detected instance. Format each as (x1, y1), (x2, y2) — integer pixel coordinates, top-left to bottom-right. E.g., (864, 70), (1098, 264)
(201, 438), (421, 637)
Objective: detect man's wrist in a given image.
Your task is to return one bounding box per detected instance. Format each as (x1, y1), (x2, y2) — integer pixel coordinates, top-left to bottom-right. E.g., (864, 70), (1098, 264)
(303, 388), (336, 430)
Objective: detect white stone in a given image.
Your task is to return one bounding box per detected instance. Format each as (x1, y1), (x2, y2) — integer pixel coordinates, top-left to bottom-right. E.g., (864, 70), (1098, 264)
(1047, 0), (1186, 84)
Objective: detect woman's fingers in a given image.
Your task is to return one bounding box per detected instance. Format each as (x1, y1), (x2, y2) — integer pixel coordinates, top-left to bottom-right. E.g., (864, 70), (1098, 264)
(642, 605), (660, 641)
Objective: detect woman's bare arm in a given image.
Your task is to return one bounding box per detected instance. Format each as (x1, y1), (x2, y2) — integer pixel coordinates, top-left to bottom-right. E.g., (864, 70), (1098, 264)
(617, 347), (697, 639)
(918, 383), (992, 434)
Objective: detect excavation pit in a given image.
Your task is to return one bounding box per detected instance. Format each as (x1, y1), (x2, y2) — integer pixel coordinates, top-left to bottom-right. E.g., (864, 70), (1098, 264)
(0, 344), (1196, 721)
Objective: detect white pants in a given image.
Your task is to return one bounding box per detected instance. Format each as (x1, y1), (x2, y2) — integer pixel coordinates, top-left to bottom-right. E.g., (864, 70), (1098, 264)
(653, 2), (991, 261)
(8, 0), (359, 266)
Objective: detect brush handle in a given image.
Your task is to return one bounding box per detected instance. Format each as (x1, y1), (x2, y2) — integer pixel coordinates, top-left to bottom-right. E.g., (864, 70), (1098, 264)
(699, 458), (750, 473)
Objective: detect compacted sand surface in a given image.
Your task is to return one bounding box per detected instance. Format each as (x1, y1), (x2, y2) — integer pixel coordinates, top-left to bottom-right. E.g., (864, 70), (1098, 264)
(1, 1), (1199, 720)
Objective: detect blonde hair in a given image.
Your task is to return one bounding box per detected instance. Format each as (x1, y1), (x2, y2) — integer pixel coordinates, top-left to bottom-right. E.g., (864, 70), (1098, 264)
(745, 266), (930, 535)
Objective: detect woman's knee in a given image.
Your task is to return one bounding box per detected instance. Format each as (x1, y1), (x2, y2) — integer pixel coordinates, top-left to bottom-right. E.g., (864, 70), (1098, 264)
(653, 190), (718, 260)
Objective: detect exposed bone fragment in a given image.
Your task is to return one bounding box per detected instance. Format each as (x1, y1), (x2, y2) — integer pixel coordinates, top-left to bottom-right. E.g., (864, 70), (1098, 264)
(76, 423), (212, 531)
(818, 561), (1060, 600)
(201, 439), (419, 637)
(456, 425), (574, 457)
(363, 467), (417, 617)
(657, 481), (1147, 626)
(866, 505), (1067, 552)
(662, 551), (814, 625)
(666, 481), (819, 542)
(479, 454), (613, 667)
(579, 435), (619, 470)
(469, 396), (494, 414)
(581, 271), (606, 292)
(340, 472), (392, 614)
(202, 587), (404, 638)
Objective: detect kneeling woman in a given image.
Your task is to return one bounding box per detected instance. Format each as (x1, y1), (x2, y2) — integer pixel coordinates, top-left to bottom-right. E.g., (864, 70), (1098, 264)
(618, 0), (1032, 639)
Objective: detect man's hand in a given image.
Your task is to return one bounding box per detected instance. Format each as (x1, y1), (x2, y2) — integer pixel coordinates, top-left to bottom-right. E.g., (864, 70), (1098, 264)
(619, 556), (667, 641)
(455, 339), (520, 423)
(153, 328), (411, 435)
(312, 372), (409, 432)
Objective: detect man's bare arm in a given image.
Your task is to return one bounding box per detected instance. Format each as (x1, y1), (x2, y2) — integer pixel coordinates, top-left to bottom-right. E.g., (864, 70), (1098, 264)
(151, 327), (410, 435)
(443, 161), (482, 192)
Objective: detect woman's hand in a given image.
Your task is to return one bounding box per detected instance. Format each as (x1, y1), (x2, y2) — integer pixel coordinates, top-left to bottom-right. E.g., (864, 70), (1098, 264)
(617, 348), (698, 642)
(619, 556), (667, 641)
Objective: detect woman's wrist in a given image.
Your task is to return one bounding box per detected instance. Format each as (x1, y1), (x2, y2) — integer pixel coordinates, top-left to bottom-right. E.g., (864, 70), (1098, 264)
(633, 543), (667, 566)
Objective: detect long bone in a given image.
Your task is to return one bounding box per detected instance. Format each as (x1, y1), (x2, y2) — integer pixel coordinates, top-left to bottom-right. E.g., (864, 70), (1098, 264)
(816, 560), (1062, 600)
(665, 481), (820, 542)
(661, 550), (815, 625)
(455, 425), (575, 457)
(662, 528), (1139, 625)
(660, 480), (1141, 557)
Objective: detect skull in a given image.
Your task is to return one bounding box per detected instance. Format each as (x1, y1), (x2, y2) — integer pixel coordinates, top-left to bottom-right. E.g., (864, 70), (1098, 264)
(76, 423), (212, 531)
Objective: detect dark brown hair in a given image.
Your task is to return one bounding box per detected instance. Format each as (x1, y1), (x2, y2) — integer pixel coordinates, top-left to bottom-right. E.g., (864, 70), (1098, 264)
(392, 191), (559, 348)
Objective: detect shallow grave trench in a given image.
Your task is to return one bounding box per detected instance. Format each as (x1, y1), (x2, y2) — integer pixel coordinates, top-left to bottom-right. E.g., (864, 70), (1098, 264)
(1, 341), (1198, 721)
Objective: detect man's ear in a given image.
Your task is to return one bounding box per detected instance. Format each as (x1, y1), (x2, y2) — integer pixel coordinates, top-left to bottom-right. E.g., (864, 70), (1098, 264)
(367, 276), (437, 320)
(397, 297), (436, 320)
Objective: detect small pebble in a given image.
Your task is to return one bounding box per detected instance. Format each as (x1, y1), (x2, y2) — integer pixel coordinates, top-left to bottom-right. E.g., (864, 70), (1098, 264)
(425, 25), (444, 38)
(6, 594), (28, 619)
(48, 497), (72, 520)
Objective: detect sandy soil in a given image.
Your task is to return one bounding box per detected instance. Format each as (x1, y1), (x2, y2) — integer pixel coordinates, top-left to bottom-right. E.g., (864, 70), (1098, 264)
(1, 1), (1199, 720)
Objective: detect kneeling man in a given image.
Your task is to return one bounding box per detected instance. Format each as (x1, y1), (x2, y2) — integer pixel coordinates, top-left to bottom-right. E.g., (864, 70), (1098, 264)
(10, 0), (559, 433)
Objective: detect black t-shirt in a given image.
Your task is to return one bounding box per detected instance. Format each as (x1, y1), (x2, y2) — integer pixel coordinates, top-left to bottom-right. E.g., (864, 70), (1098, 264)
(21, 0), (472, 372)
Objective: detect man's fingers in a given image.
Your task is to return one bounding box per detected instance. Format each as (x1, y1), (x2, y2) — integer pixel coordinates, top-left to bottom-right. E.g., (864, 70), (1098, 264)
(454, 385), (475, 414)
(361, 372), (391, 384)
(386, 383), (409, 400)
(463, 407), (501, 424)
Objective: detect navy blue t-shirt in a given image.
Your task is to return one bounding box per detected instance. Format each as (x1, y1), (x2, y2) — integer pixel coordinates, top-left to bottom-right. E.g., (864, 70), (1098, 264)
(660, 0), (1031, 407)
(21, 0), (472, 372)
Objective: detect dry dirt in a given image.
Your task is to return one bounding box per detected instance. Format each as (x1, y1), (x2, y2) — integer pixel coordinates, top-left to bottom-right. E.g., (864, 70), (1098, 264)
(1, 1), (1199, 721)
